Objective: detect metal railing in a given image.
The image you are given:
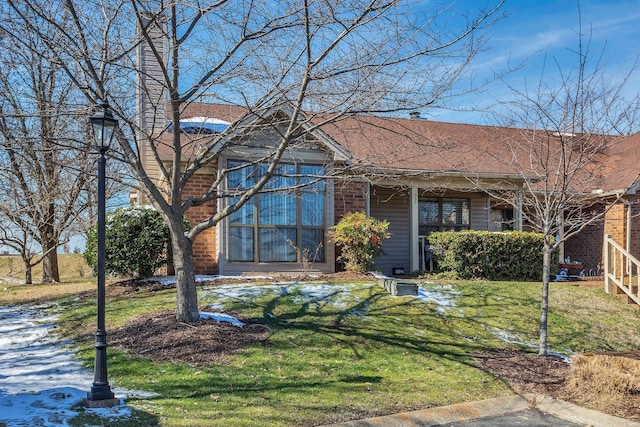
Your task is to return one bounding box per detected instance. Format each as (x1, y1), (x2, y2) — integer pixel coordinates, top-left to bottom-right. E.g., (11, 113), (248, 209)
(604, 234), (640, 306)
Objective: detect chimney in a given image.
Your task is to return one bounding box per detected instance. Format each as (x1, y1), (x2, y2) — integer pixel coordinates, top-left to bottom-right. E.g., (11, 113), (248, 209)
(136, 13), (167, 137)
(409, 111), (421, 119)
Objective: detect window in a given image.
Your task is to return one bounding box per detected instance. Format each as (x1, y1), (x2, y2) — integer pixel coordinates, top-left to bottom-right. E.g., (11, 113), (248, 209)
(227, 161), (325, 263)
(490, 207), (514, 231)
(418, 197), (470, 234)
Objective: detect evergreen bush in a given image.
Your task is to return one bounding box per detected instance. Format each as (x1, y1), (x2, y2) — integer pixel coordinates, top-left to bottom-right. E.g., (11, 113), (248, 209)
(428, 230), (553, 281)
(84, 206), (184, 278)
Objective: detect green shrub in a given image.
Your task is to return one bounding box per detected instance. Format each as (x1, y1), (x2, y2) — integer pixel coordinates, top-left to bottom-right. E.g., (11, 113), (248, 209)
(332, 212), (390, 272)
(84, 206), (185, 278)
(428, 230), (554, 281)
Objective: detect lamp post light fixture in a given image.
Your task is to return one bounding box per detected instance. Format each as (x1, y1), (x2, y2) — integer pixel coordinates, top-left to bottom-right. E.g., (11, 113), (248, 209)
(84, 101), (120, 408)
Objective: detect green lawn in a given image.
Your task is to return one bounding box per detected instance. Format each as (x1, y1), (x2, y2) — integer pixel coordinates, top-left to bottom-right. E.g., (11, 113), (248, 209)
(47, 279), (640, 426)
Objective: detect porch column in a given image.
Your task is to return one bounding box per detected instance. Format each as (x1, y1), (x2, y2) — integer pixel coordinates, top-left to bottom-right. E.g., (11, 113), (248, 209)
(410, 186), (419, 272)
(515, 189), (523, 231)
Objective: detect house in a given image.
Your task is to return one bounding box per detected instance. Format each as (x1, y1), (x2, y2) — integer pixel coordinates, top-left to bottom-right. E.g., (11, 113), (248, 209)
(134, 96), (640, 277)
(134, 18), (640, 278)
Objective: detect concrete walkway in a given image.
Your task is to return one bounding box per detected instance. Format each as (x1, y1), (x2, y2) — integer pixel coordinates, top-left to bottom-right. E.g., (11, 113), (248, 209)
(321, 394), (640, 427)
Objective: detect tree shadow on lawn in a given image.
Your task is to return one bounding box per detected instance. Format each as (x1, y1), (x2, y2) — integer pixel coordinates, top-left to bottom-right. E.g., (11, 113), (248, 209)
(252, 283), (543, 359)
(108, 282), (596, 425)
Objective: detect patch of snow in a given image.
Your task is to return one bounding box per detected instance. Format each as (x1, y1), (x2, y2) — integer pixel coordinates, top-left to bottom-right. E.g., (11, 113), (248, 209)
(548, 353), (572, 364)
(0, 305), (154, 427)
(0, 277), (24, 285)
(200, 282), (376, 318)
(415, 284), (459, 313)
(489, 327), (536, 348)
(200, 311), (245, 327)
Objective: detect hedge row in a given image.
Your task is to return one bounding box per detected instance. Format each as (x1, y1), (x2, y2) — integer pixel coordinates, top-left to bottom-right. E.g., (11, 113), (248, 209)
(428, 231), (554, 281)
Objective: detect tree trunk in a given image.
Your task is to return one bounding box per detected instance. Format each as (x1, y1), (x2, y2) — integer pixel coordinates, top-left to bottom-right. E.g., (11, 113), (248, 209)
(24, 263), (33, 285)
(538, 244), (552, 356)
(40, 224), (60, 283)
(171, 227), (199, 323)
(41, 249), (60, 283)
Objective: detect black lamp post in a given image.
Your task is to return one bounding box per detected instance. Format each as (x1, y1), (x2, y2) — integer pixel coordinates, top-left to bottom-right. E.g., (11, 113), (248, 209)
(84, 101), (120, 407)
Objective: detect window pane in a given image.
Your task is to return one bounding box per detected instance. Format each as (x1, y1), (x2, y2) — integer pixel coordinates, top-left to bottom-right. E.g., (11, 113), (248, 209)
(418, 199), (439, 225)
(230, 197), (254, 224)
(259, 193), (296, 225)
(300, 165), (325, 191)
(301, 229), (325, 263)
(442, 198), (470, 225)
(301, 193), (324, 226)
(259, 228), (296, 262)
(228, 161), (255, 189)
(229, 227), (254, 261)
(260, 163), (296, 189)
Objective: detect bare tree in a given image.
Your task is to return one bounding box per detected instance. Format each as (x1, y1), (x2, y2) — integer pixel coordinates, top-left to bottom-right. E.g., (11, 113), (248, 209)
(6, 0), (504, 321)
(0, 15), (126, 283)
(485, 23), (640, 355)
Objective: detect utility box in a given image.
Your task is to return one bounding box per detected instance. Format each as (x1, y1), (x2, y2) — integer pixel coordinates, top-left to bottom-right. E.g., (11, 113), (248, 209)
(379, 278), (418, 296)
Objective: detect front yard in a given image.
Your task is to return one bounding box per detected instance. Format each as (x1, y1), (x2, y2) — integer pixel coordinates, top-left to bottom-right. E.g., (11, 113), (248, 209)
(44, 275), (640, 426)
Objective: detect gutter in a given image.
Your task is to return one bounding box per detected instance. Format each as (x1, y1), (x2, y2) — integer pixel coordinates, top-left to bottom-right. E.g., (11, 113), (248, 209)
(337, 165), (540, 182)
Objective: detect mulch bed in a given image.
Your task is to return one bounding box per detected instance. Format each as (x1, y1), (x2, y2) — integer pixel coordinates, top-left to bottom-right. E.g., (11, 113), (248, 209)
(108, 310), (270, 366)
(474, 349), (640, 422)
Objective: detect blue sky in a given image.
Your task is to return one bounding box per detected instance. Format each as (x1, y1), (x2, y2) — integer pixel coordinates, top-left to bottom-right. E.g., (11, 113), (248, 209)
(429, 0), (640, 125)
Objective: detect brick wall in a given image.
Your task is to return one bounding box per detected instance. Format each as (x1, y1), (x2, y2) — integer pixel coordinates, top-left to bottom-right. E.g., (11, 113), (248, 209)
(332, 179), (368, 272)
(564, 218), (604, 273)
(564, 197), (640, 274)
(182, 173), (218, 275)
(627, 194), (640, 260)
(333, 179), (367, 222)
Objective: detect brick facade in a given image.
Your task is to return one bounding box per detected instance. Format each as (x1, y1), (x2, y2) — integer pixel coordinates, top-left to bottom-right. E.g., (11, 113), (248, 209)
(565, 195), (640, 274)
(182, 172), (218, 275)
(564, 217), (604, 273)
(333, 179), (368, 222)
(627, 194), (640, 261)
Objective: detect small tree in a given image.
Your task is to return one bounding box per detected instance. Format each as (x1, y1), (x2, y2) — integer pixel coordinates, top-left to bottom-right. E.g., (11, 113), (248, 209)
(85, 206), (179, 278)
(332, 212), (390, 272)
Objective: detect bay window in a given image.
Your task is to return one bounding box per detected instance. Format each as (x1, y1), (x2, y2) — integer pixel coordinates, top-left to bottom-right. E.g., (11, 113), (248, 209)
(228, 161), (325, 263)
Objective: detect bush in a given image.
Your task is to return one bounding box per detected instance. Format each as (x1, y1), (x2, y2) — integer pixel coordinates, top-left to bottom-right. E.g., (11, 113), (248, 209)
(428, 230), (554, 281)
(332, 212), (390, 272)
(84, 206), (184, 278)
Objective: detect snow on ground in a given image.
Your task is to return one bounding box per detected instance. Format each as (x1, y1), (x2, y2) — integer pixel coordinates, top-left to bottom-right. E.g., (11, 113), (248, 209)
(0, 304), (153, 427)
(415, 284), (459, 313)
(200, 311), (245, 326)
(200, 281), (375, 316)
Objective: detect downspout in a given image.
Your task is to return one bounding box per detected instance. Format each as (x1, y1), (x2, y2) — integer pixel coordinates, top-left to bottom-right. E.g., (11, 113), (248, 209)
(365, 181), (371, 216)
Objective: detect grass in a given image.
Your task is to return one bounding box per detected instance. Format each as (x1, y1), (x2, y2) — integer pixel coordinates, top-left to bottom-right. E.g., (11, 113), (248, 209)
(45, 278), (640, 426)
(0, 254), (95, 305)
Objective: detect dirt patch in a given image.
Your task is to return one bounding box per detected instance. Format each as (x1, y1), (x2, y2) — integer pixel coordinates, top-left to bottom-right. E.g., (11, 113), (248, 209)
(109, 310), (269, 366)
(474, 349), (640, 422)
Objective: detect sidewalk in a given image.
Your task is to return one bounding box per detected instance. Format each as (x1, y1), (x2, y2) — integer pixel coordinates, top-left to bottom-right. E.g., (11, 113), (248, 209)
(321, 394), (640, 427)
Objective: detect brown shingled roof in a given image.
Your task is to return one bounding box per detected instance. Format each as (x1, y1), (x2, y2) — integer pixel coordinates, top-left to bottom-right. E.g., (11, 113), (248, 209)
(150, 102), (640, 193)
